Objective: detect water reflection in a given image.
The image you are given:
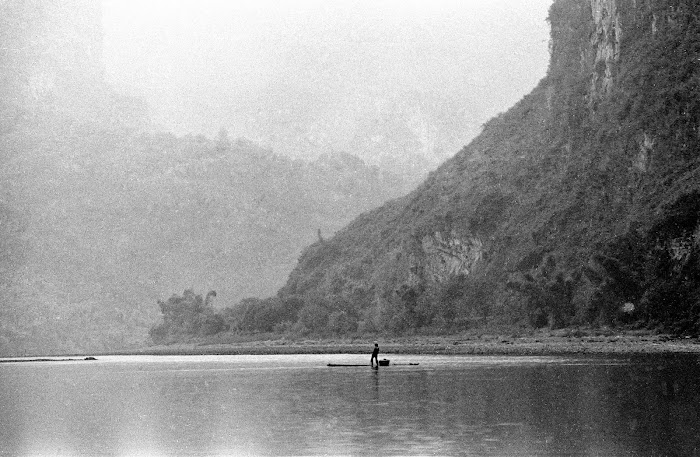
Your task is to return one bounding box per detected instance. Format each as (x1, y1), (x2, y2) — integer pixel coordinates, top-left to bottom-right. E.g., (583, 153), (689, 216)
(1, 354), (700, 455)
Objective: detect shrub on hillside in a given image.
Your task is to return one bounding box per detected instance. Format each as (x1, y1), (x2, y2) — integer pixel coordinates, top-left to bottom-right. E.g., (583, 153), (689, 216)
(149, 289), (227, 343)
(590, 192), (700, 334)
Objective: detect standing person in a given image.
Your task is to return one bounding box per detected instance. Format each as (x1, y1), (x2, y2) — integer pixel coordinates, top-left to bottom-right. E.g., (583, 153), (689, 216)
(371, 342), (379, 368)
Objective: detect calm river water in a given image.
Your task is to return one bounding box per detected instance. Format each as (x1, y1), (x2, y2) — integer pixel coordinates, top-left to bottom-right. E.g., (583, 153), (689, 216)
(1, 353), (699, 456)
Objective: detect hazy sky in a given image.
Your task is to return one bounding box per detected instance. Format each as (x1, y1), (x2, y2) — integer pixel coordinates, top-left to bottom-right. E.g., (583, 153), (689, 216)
(102, 0), (553, 151)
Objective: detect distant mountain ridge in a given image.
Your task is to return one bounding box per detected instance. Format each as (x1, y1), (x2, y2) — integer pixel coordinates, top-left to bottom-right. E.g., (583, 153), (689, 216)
(106, 2), (549, 183)
(244, 87), (482, 181)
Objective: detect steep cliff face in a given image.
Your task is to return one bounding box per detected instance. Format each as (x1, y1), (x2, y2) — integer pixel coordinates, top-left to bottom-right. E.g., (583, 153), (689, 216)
(278, 0), (700, 334)
(0, 0), (103, 108)
(0, 0), (148, 131)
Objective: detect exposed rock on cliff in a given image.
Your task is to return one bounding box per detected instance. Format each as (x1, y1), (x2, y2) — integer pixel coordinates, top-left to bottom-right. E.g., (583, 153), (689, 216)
(419, 232), (484, 283)
(590, 0), (622, 99)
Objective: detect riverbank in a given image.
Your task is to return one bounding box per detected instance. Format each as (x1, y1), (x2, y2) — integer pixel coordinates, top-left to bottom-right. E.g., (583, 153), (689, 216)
(124, 330), (700, 357)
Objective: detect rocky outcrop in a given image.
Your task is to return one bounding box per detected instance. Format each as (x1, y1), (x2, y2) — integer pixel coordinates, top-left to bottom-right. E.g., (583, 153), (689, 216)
(589, 0), (621, 100)
(634, 132), (654, 172)
(420, 231), (483, 283)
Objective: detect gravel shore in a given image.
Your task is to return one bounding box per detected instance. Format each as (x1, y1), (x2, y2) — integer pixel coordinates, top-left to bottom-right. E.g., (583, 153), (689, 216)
(132, 332), (700, 357)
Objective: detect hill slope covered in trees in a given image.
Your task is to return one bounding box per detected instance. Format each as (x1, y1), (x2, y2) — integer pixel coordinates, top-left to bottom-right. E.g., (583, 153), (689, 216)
(217, 0), (700, 337)
(0, 114), (413, 355)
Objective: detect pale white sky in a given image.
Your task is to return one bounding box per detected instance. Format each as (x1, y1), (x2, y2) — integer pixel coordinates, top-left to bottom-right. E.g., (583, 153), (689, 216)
(102, 0), (553, 151)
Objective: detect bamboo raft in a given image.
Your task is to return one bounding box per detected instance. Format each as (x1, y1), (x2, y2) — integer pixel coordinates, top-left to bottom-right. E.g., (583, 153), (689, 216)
(327, 359), (419, 367)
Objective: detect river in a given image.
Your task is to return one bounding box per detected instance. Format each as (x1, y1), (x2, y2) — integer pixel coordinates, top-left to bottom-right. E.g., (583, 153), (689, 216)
(1, 353), (699, 455)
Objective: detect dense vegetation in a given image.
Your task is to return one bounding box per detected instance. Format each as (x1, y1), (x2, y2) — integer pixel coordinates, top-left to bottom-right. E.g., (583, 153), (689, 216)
(0, 111), (414, 355)
(149, 289), (227, 342)
(155, 0), (700, 342)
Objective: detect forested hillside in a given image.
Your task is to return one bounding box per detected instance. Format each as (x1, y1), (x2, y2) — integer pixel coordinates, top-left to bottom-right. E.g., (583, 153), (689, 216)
(0, 112), (412, 355)
(205, 0), (700, 338)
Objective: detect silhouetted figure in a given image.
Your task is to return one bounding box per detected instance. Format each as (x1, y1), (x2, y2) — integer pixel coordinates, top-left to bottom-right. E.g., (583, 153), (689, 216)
(371, 342), (379, 368)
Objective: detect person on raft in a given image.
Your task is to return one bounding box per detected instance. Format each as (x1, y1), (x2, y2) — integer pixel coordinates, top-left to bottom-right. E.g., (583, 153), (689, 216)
(371, 342), (379, 368)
